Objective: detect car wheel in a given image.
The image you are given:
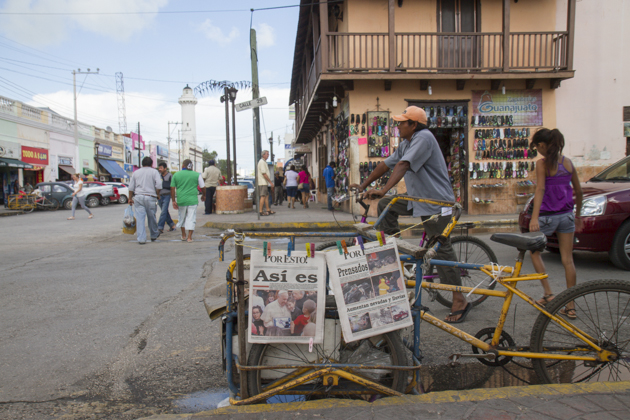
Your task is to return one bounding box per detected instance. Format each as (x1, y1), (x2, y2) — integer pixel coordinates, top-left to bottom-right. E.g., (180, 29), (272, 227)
(118, 195), (128, 204)
(100, 197), (110, 206)
(609, 219), (630, 270)
(63, 199), (73, 210)
(86, 196), (100, 208)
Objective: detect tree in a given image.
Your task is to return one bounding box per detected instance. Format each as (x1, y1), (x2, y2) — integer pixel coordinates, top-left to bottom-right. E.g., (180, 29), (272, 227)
(202, 149), (218, 169)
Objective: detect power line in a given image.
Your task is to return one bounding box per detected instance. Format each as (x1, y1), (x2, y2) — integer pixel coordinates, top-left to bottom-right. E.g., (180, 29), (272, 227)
(0, 8), (250, 16)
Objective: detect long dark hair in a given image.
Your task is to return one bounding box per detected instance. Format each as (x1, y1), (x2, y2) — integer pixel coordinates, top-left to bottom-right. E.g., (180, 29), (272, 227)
(531, 128), (565, 173)
(301, 165), (310, 176)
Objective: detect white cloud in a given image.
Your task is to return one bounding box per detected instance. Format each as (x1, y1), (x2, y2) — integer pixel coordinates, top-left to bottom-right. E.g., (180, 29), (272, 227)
(197, 19), (239, 46)
(28, 86), (292, 171)
(254, 23), (275, 48)
(0, 0), (168, 46)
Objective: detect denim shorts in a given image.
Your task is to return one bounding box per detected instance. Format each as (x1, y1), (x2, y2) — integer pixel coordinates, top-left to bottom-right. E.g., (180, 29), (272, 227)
(539, 212), (575, 236)
(286, 186), (297, 197)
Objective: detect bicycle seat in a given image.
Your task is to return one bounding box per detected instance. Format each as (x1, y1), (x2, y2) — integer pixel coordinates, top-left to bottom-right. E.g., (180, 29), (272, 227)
(490, 231), (547, 252)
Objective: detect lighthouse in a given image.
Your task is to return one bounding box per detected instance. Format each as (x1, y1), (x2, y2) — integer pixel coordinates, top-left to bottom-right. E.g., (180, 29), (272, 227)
(178, 85), (202, 170)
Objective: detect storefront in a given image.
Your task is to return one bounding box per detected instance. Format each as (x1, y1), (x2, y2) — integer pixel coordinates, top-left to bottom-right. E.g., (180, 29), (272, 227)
(0, 140), (32, 204)
(57, 156), (77, 181)
(20, 145), (48, 187)
(95, 143), (128, 181)
(323, 80), (551, 216)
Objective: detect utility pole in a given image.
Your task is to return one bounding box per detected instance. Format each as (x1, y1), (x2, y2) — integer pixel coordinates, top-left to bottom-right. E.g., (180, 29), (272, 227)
(73, 68), (99, 175)
(251, 29), (262, 220)
(221, 87), (232, 185)
(136, 122), (142, 168)
(269, 131), (274, 166)
(167, 121), (181, 168)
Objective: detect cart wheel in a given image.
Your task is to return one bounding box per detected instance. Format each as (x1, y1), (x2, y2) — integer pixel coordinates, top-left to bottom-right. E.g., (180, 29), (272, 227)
(246, 331), (409, 403)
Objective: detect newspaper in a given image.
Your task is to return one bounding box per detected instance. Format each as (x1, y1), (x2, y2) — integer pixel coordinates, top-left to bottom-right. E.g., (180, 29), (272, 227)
(248, 250), (326, 344)
(326, 240), (412, 342)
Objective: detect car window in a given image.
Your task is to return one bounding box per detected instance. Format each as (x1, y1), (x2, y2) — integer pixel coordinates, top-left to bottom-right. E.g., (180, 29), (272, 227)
(53, 185), (68, 193)
(592, 156), (630, 181)
(39, 185), (51, 193)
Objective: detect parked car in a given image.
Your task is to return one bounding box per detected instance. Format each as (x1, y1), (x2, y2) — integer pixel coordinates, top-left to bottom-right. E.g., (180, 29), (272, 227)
(238, 180), (255, 200)
(519, 155), (630, 270)
(80, 181), (116, 207)
(35, 182), (74, 210)
(104, 182), (129, 204)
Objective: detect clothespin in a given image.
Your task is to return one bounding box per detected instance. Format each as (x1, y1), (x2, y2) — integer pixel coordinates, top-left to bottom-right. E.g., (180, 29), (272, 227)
(309, 337), (314, 353)
(376, 231), (386, 246)
(267, 242), (272, 256)
(263, 241), (268, 257)
(306, 243), (311, 257)
(341, 240), (348, 255)
(336, 240), (343, 255)
(311, 243), (315, 257)
(287, 242), (292, 256)
(356, 236), (365, 251)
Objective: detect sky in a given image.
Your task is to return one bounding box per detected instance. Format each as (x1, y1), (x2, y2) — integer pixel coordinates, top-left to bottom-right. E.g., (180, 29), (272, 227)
(0, 0), (300, 172)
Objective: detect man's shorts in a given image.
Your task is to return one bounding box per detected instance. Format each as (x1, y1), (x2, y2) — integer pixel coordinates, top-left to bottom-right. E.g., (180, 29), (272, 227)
(257, 185), (269, 197)
(539, 212), (575, 236)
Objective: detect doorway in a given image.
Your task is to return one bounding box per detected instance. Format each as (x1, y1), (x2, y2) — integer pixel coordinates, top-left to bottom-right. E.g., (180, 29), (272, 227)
(408, 100), (470, 211)
(437, 0), (481, 69)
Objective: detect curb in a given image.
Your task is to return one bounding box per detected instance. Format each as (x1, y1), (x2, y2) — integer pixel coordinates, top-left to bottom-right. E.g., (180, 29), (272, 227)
(203, 219), (518, 231)
(140, 381), (630, 419)
(0, 210), (25, 217)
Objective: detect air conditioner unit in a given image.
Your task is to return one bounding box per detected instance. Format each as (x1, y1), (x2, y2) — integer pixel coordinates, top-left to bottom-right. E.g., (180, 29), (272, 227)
(100, 176), (107, 182)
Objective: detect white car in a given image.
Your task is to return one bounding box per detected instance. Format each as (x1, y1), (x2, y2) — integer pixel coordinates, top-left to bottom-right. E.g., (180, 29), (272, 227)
(104, 182), (129, 204)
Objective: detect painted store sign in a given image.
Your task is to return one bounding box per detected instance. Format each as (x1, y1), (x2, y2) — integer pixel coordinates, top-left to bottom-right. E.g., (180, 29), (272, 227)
(472, 90), (543, 126)
(21, 146), (49, 165)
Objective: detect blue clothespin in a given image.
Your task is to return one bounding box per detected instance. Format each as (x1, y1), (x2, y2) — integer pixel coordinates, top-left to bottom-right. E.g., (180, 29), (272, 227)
(356, 236), (365, 251)
(287, 242), (292, 257)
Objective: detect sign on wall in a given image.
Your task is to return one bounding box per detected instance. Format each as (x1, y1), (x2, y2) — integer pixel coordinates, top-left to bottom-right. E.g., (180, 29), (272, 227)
(0, 140), (19, 159)
(58, 156), (73, 166)
(21, 146), (49, 165)
(156, 145), (168, 157)
(472, 90), (543, 126)
(97, 144), (112, 156)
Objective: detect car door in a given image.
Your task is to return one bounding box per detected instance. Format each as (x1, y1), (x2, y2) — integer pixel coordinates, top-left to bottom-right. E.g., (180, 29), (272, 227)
(39, 184), (53, 200)
(52, 184), (71, 203)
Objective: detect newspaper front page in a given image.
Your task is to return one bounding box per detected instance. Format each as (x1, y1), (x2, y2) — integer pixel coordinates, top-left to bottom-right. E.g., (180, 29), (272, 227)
(248, 250), (326, 344)
(326, 241), (413, 342)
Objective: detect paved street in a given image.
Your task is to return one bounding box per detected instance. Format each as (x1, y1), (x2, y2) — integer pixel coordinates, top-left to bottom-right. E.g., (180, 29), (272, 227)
(1, 204), (629, 419)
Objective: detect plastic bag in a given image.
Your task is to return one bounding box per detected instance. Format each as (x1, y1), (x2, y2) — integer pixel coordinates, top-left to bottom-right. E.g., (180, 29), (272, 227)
(122, 205), (136, 234)
(339, 340), (393, 381)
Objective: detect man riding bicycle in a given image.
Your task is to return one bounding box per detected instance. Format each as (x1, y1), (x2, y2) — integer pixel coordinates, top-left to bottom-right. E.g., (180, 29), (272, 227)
(350, 106), (470, 323)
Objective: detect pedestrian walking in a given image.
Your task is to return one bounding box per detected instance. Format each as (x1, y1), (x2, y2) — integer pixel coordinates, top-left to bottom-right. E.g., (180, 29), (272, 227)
(202, 159), (221, 215)
(157, 163), (176, 233)
(273, 171), (284, 206)
(284, 165), (299, 209)
(171, 159), (205, 242)
(528, 128), (583, 319)
(323, 161), (336, 211)
(67, 173), (93, 220)
(257, 150), (275, 216)
(350, 106), (467, 323)
(128, 157), (162, 245)
(298, 165), (311, 209)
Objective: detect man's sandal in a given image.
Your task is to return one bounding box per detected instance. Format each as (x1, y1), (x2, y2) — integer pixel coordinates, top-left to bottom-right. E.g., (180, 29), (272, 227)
(560, 307), (577, 320)
(536, 294), (555, 306)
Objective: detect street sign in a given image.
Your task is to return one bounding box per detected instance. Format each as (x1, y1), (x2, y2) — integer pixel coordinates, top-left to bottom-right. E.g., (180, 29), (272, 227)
(235, 97), (268, 112)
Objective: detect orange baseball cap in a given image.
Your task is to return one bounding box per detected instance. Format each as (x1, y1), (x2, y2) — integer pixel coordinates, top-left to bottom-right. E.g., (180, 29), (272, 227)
(392, 106), (427, 125)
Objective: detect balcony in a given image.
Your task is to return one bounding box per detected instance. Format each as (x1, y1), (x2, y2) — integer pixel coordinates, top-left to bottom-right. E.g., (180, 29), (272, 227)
(326, 31), (569, 74)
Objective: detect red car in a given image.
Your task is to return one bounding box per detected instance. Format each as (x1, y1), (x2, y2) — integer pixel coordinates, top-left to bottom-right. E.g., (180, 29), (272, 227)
(519, 155), (630, 270)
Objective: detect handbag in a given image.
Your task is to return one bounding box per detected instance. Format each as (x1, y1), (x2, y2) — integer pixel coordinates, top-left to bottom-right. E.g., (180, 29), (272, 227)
(298, 183), (304, 190)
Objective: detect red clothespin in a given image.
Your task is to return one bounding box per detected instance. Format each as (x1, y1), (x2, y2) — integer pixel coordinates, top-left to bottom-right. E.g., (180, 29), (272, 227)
(310, 243), (315, 257)
(341, 240), (348, 255)
(376, 231), (386, 246)
(267, 242), (272, 256)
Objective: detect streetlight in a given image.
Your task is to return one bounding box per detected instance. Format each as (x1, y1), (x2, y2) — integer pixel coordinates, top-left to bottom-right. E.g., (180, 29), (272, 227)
(227, 86), (238, 185)
(220, 89), (232, 185)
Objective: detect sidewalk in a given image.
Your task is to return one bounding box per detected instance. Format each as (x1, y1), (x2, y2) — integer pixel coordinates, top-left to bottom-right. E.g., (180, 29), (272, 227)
(141, 381), (630, 419)
(0, 207), (24, 217)
(197, 201), (519, 231)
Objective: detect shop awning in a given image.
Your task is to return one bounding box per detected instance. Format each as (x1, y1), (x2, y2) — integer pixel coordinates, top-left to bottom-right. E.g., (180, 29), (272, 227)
(59, 165), (77, 175)
(0, 158), (34, 169)
(100, 159), (129, 179)
(83, 168), (96, 175)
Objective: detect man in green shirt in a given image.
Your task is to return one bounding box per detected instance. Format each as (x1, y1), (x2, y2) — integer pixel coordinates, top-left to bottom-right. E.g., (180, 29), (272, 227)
(170, 159), (206, 242)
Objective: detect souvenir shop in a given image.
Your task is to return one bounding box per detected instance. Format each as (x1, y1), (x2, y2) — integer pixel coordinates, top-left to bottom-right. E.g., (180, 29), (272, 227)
(325, 85), (546, 216)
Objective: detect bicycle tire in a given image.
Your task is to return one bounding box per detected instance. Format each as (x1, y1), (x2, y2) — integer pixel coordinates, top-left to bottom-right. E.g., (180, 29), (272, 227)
(246, 331), (408, 402)
(315, 241), (353, 251)
(529, 279), (630, 384)
(432, 236), (498, 308)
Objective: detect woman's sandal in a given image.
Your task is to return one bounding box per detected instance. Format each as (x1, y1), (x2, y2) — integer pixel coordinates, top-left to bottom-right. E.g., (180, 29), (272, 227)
(536, 294), (555, 306)
(268, 211), (276, 215)
(559, 307), (577, 320)
(260, 211), (270, 216)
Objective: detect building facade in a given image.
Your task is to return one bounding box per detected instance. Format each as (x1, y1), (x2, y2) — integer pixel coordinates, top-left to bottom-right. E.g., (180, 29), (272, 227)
(289, 0), (625, 216)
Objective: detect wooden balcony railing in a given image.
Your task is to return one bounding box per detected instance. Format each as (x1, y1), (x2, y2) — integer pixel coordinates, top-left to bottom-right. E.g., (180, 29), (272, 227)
(326, 31), (569, 72)
(510, 32), (568, 70)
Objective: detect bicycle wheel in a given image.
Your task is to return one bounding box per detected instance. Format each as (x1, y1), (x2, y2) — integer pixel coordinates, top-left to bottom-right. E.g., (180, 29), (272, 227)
(530, 279), (630, 384)
(247, 330), (408, 402)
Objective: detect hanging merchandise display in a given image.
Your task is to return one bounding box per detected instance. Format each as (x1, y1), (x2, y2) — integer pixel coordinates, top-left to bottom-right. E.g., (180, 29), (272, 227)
(358, 111), (397, 193)
(334, 112), (349, 195)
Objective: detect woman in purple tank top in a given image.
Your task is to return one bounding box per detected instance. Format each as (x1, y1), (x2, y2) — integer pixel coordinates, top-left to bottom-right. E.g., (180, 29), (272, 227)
(529, 129), (583, 319)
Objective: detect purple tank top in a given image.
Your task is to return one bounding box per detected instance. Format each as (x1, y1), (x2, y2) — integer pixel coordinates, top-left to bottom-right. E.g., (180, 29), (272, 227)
(540, 157), (574, 215)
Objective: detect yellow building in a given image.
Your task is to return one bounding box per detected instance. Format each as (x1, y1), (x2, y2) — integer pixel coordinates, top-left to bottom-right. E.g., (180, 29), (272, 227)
(289, 0), (578, 215)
